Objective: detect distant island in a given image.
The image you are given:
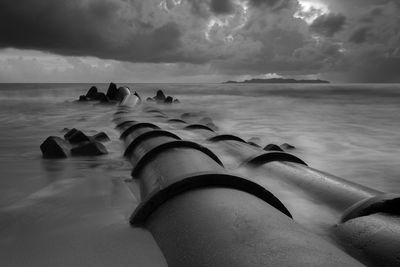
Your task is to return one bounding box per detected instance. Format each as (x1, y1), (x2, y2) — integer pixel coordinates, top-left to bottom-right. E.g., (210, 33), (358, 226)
(224, 78), (330, 84)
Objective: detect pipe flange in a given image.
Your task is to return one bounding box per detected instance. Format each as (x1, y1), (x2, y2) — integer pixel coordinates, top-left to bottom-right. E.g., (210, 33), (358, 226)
(115, 120), (137, 129)
(153, 114), (168, 119)
(124, 130), (182, 157)
(242, 151), (308, 167)
(145, 109), (165, 115)
(130, 172), (292, 226)
(208, 134), (246, 144)
(341, 193), (400, 223)
(131, 140), (224, 177)
(168, 119), (187, 124)
(120, 122), (160, 140)
(184, 124), (215, 132)
(114, 110), (129, 116)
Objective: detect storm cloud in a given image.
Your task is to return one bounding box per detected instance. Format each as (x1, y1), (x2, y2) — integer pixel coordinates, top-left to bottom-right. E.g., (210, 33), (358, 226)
(0, 0), (399, 82)
(210, 0), (236, 14)
(349, 27), (371, 44)
(310, 13), (346, 37)
(0, 0), (183, 62)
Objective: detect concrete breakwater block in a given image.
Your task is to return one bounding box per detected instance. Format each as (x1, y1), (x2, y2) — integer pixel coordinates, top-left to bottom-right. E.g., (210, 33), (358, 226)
(64, 128), (110, 143)
(155, 90), (166, 102)
(147, 89), (180, 104)
(40, 136), (70, 158)
(41, 128), (110, 158)
(64, 129), (91, 144)
(106, 82), (118, 100)
(64, 128), (78, 139)
(77, 83), (138, 104)
(247, 137), (262, 147)
(78, 95), (88, 101)
(86, 86), (98, 99)
(264, 144), (284, 151)
(164, 96), (173, 104)
(93, 92), (109, 103)
(71, 141), (108, 156)
(117, 87), (131, 102)
(92, 132), (110, 142)
(281, 143), (296, 150)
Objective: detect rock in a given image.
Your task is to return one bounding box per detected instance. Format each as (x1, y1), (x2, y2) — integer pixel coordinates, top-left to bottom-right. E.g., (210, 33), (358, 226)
(173, 99), (180, 103)
(40, 136), (69, 158)
(61, 128), (70, 133)
(281, 143), (296, 150)
(92, 132), (110, 142)
(264, 144), (284, 152)
(154, 90), (166, 102)
(71, 141), (108, 156)
(164, 96), (173, 104)
(86, 86), (98, 99)
(146, 97), (155, 102)
(78, 95), (88, 102)
(106, 82), (118, 100)
(65, 130), (91, 144)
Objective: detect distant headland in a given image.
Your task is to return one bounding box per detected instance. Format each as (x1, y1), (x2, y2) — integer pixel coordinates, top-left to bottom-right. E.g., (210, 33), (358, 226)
(224, 78), (330, 84)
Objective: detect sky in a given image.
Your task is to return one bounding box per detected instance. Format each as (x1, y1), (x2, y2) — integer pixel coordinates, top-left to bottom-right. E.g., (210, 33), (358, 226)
(0, 0), (399, 83)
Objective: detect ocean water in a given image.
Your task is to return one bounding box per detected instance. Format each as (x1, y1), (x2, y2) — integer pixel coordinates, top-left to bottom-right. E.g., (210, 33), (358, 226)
(0, 82), (399, 210)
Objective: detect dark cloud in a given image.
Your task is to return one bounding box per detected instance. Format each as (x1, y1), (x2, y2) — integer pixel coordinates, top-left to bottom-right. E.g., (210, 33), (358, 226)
(210, 0), (235, 15)
(250, 0), (281, 6)
(186, 0), (212, 18)
(0, 0), (399, 83)
(331, 1), (400, 82)
(349, 27), (371, 43)
(310, 13), (347, 37)
(336, 48), (400, 83)
(0, 0), (183, 63)
(249, 0), (292, 10)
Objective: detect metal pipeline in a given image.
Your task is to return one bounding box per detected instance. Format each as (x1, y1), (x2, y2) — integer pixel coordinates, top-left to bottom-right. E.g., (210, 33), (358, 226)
(210, 137), (380, 211)
(113, 108), (362, 266)
(174, 120), (400, 266)
(173, 123), (384, 209)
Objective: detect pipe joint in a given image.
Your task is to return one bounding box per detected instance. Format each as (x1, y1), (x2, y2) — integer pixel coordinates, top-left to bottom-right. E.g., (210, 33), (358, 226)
(184, 124), (215, 132)
(208, 134), (246, 144)
(341, 193), (400, 223)
(120, 122), (160, 140)
(167, 119), (187, 124)
(131, 140), (224, 177)
(124, 130), (182, 157)
(242, 151), (308, 167)
(130, 172), (293, 226)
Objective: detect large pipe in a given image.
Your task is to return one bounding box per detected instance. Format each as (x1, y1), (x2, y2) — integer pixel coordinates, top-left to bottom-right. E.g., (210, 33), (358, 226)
(175, 121), (400, 266)
(174, 123), (381, 210)
(114, 113), (362, 266)
(210, 138), (380, 210)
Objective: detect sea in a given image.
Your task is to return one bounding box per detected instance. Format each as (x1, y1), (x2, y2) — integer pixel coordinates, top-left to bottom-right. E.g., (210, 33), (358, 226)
(0, 82), (400, 210)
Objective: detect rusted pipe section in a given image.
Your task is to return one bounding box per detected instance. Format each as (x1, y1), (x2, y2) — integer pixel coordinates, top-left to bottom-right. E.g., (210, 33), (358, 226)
(115, 117), (362, 266)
